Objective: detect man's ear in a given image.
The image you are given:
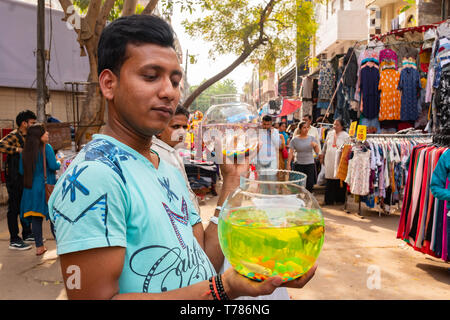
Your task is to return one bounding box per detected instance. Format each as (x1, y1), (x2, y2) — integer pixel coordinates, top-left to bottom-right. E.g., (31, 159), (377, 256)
(99, 69), (117, 101)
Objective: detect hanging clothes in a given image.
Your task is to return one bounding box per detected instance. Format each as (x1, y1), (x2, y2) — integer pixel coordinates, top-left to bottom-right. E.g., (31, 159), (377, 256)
(397, 144), (449, 262)
(301, 76), (313, 99)
(343, 47), (358, 88)
(301, 76), (314, 117)
(318, 61), (335, 104)
(346, 148), (372, 196)
(339, 135), (431, 215)
(360, 64), (380, 120)
(379, 48), (398, 69)
(398, 67), (421, 121)
(334, 66), (350, 125)
(378, 68), (401, 121)
(435, 70), (450, 131)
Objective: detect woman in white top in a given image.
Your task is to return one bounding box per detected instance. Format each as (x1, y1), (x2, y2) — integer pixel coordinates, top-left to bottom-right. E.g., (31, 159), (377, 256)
(319, 119), (349, 205)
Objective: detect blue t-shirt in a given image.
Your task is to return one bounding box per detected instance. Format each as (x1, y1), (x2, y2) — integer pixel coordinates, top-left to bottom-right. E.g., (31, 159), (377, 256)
(48, 134), (216, 294)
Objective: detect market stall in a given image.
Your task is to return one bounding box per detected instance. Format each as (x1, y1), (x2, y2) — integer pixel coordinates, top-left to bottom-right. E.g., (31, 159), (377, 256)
(314, 20), (450, 134)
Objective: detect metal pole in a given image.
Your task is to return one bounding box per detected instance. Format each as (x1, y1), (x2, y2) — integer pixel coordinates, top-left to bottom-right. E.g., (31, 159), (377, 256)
(36, 0), (46, 123)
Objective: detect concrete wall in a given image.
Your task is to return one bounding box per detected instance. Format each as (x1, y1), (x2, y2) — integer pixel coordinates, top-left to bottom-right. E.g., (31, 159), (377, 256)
(315, 9), (368, 56)
(0, 87), (70, 129)
(418, 0), (449, 25)
(314, 0), (368, 57)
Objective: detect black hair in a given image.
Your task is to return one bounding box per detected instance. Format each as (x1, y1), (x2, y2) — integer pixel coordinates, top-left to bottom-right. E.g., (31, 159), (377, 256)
(16, 110), (37, 127)
(22, 123), (46, 188)
(175, 105), (190, 119)
(303, 114), (312, 121)
(297, 121), (307, 131)
(262, 115), (272, 122)
(97, 14), (176, 77)
(334, 118), (346, 129)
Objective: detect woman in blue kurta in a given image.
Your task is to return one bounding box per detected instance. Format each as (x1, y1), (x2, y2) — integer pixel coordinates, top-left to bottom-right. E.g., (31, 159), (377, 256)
(19, 124), (61, 255)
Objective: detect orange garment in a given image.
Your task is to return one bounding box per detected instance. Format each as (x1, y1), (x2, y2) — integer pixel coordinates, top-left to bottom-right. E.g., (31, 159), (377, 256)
(378, 69), (401, 121)
(336, 144), (352, 181)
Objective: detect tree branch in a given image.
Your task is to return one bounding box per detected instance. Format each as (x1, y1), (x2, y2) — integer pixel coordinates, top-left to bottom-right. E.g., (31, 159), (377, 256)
(183, 1), (276, 109)
(98, 0), (117, 30)
(258, 0), (276, 41)
(142, 0), (159, 15)
(122, 0), (138, 16)
(85, 0), (102, 32)
(183, 38), (264, 109)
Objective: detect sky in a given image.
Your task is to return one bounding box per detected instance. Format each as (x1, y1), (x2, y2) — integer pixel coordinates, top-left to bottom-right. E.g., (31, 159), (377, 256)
(170, 4), (254, 94)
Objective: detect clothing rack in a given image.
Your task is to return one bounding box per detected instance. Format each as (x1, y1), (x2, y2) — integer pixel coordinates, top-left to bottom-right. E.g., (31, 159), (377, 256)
(342, 133), (432, 217)
(321, 34), (433, 127)
(317, 122), (334, 127)
(366, 133), (433, 138)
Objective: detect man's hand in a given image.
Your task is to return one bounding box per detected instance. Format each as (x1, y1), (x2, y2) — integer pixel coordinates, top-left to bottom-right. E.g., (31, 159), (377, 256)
(219, 154), (252, 186)
(319, 154), (324, 164)
(223, 264), (317, 299)
(17, 147), (23, 153)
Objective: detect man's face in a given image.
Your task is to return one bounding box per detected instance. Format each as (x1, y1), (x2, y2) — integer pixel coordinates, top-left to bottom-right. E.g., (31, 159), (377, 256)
(262, 120), (272, 130)
(302, 117), (311, 127)
(21, 119), (37, 132)
(100, 43), (182, 137)
(157, 114), (188, 148)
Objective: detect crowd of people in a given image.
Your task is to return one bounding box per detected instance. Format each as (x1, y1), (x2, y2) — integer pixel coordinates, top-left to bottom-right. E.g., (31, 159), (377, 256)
(258, 113), (349, 206)
(0, 110), (62, 255)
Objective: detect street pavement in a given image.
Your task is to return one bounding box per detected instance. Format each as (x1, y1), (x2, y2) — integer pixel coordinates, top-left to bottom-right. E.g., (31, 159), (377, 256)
(0, 187), (448, 300)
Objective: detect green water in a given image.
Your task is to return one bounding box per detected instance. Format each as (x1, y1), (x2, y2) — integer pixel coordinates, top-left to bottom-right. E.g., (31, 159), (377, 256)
(218, 206), (324, 281)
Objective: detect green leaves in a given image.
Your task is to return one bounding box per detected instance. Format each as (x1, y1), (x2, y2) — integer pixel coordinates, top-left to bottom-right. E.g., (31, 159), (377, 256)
(399, 0), (416, 14)
(182, 0), (317, 74)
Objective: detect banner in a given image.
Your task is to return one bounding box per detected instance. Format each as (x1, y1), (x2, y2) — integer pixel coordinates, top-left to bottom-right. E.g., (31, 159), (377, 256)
(278, 100), (302, 117)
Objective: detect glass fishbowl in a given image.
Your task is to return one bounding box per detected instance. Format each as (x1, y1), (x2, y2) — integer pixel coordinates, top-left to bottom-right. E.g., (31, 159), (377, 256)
(201, 94), (259, 160)
(218, 169), (324, 282)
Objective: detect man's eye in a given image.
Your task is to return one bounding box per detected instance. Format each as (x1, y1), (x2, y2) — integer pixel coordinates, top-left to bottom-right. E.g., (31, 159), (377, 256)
(144, 75), (157, 81)
(172, 81), (180, 88)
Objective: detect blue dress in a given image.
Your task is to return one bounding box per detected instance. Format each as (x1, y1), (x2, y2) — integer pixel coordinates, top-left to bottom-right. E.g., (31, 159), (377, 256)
(19, 144), (60, 221)
(360, 66), (380, 120)
(398, 68), (421, 121)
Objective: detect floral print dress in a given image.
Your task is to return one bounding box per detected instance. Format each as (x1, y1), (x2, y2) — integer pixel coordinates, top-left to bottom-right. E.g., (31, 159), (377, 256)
(378, 69), (401, 121)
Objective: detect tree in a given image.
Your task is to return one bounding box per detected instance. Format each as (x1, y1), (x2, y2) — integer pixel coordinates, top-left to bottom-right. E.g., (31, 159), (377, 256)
(58, 0), (158, 146)
(58, 0), (195, 146)
(189, 78), (238, 114)
(181, 0), (318, 109)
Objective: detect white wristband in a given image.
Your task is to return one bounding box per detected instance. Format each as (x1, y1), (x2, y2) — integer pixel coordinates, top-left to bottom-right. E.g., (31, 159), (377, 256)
(209, 216), (219, 225)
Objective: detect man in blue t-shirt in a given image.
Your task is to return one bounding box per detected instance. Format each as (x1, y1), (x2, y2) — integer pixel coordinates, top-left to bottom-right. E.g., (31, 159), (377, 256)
(49, 15), (316, 300)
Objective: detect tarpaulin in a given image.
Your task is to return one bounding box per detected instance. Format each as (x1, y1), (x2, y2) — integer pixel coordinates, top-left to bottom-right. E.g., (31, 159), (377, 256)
(0, 0), (89, 91)
(278, 100), (302, 117)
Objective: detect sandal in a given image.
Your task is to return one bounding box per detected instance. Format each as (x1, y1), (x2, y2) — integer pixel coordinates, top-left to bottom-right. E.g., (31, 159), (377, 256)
(36, 247), (47, 256)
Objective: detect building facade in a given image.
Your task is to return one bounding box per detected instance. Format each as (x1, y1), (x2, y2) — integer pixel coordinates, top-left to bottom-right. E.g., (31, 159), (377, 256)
(311, 0), (369, 66)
